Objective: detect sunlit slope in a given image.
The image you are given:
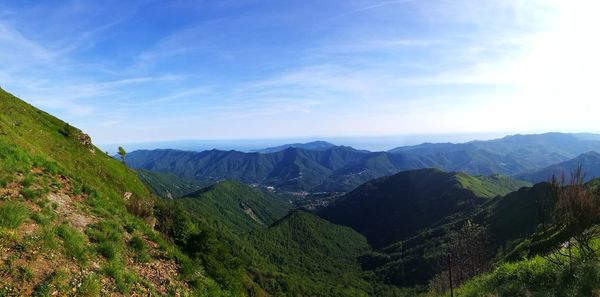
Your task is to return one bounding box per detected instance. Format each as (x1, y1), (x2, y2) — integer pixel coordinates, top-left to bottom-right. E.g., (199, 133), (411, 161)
(0, 88), (225, 295)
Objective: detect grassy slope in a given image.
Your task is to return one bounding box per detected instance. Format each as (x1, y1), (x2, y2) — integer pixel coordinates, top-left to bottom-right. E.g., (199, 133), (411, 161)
(429, 180), (600, 297)
(0, 88), (225, 296)
(455, 239), (600, 297)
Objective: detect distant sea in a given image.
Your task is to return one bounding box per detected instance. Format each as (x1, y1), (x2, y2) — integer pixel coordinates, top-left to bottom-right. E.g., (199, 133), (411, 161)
(98, 132), (508, 154)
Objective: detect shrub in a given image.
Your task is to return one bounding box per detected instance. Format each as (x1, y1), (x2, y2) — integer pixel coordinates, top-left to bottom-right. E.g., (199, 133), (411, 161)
(126, 195), (154, 219)
(0, 201), (29, 229)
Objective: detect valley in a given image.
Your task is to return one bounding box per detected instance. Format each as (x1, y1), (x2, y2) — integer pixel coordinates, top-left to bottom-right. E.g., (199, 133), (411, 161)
(3, 1), (598, 295)
(2, 86), (600, 296)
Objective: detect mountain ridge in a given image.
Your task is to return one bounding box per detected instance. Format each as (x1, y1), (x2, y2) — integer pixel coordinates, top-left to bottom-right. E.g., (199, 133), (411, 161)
(126, 133), (600, 193)
(516, 151), (600, 183)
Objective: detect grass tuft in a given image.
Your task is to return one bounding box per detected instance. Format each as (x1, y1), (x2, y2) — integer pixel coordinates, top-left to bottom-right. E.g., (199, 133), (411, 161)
(0, 201), (29, 229)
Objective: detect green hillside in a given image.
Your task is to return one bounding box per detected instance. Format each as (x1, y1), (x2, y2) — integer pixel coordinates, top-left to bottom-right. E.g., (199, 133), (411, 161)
(0, 87), (226, 295)
(249, 211), (380, 296)
(169, 183), (403, 296)
(178, 180), (292, 232)
(137, 169), (206, 198)
(319, 169), (529, 248)
(318, 169), (532, 286)
(517, 151), (600, 183)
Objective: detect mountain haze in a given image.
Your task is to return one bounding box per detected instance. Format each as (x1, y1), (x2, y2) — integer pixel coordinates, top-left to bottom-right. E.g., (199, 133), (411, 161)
(126, 133), (600, 193)
(253, 140), (337, 153)
(517, 151), (600, 183)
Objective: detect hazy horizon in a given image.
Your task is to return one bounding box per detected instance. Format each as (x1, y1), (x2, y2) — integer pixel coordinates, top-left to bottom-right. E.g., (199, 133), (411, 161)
(98, 130), (600, 154)
(2, 1), (599, 145)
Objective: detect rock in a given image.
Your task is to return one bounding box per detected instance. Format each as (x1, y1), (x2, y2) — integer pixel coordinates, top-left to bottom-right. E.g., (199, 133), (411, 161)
(77, 132), (95, 153)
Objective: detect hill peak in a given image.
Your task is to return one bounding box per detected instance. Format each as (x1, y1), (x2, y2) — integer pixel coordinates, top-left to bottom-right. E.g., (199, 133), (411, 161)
(253, 140), (337, 153)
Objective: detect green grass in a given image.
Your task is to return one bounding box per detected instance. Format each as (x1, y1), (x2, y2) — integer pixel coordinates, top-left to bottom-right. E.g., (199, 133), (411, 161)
(87, 221), (124, 261)
(455, 236), (600, 297)
(129, 235), (150, 263)
(56, 224), (88, 264)
(0, 201), (29, 229)
(77, 273), (101, 297)
(102, 260), (138, 294)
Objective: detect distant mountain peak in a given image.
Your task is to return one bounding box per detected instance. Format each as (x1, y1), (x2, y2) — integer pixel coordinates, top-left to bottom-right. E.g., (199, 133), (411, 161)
(253, 140), (337, 153)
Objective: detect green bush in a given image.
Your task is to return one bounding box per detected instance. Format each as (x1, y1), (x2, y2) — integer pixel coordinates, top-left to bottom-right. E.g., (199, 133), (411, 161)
(0, 201), (29, 229)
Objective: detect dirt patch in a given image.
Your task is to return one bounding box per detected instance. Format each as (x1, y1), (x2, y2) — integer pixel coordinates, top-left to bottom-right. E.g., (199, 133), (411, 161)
(132, 257), (185, 295)
(47, 192), (96, 231)
(0, 179), (22, 200)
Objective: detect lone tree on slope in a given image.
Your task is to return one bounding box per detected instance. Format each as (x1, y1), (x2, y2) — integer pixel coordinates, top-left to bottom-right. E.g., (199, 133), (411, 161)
(118, 146), (127, 165)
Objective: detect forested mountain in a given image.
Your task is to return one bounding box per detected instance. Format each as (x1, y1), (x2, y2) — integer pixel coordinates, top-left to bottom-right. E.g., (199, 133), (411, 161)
(4, 85), (600, 296)
(516, 151), (600, 183)
(319, 169), (530, 247)
(389, 133), (600, 170)
(126, 133), (600, 193)
(167, 179), (402, 295)
(178, 181), (291, 232)
(137, 169), (206, 198)
(253, 140), (337, 153)
(317, 169), (541, 286)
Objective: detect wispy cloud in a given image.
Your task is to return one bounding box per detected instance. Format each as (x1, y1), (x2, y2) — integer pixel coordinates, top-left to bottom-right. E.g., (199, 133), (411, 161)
(334, 0), (418, 19)
(1, 0), (598, 144)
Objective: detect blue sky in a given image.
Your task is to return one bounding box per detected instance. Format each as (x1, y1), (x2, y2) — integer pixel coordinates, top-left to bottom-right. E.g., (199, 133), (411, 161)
(1, 0), (599, 145)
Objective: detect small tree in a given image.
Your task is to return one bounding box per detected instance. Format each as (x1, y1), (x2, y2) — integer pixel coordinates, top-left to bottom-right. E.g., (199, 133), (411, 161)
(118, 146), (127, 165)
(545, 166), (600, 268)
(430, 221), (491, 296)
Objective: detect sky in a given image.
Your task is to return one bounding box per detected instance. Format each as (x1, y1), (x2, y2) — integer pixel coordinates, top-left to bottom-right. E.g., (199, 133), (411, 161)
(1, 0), (599, 147)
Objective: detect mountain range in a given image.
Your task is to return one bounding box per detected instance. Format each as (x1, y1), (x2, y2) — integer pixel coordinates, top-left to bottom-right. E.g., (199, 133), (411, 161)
(4, 84), (600, 296)
(516, 151), (600, 183)
(125, 133), (600, 193)
(252, 140), (337, 153)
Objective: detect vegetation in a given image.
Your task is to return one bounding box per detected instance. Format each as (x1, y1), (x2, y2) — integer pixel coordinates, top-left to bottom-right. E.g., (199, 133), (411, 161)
(320, 169), (527, 248)
(126, 132), (600, 193)
(4, 85), (600, 296)
(178, 180), (292, 232)
(435, 169), (600, 296)
(118, 146), (127, 165)
(0, 87), (226, 295)
(0, 201), (29, 229)
(518, 151), (600, 183)
(137, 169), (206, 198)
